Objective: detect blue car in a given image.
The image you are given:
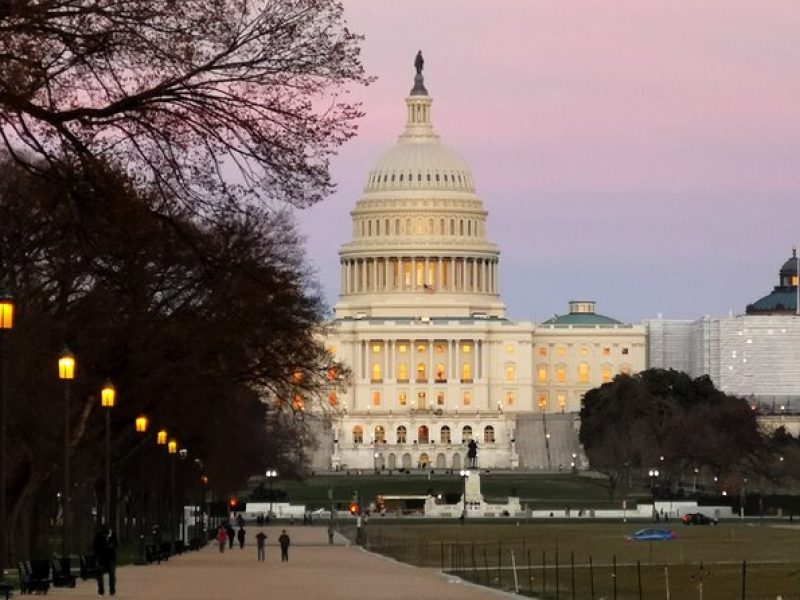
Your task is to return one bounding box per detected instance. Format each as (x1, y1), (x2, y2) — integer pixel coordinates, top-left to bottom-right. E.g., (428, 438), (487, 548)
(626, 528), (676, 541)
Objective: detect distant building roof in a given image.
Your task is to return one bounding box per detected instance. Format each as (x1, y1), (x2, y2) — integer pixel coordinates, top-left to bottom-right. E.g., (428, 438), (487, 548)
(746, 247), (799, 315)
(540, 300), (623, 326)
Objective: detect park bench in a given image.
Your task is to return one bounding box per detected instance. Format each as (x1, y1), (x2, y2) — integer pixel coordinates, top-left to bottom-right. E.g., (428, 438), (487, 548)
(18, 559), (51, 594)
(79, 554), (102, 581)
(50, 556), (76, 588)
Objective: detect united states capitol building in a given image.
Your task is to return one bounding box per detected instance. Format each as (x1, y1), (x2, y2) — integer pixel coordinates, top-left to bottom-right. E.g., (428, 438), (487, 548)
(308, 56), (800, 472)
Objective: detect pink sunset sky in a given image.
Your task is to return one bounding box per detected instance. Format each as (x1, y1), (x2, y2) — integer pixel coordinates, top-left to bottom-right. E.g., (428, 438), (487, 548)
(295, 1), (800, 322)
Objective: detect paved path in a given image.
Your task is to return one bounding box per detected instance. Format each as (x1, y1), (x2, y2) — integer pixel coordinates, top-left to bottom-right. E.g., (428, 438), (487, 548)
(46, 525), (510, 599)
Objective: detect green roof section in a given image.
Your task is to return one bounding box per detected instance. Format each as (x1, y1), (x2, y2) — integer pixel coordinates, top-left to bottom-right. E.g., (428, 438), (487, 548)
(540, 300), (623, 326)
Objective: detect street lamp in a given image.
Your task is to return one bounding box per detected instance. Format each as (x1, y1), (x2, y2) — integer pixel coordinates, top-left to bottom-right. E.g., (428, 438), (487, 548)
(168, 439), (177, 554)
(648, 469), (660, 518)
(265, 470), (278, 517)
(100, 382), (116, 525)
(693, 467), (699, 494)
(134, 415), (149, 565)
(0, 293), (13, 578)
(58, 348), (76, 559)
(459, 469), (470, 524)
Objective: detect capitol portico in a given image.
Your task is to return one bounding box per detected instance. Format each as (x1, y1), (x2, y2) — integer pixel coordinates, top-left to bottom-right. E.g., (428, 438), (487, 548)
(311, 55), (647, 472)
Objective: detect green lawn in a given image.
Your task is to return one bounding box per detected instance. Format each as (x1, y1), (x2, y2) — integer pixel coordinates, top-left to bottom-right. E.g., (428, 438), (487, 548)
(264, 472), (642, 509)
(355, 521), (800, 599)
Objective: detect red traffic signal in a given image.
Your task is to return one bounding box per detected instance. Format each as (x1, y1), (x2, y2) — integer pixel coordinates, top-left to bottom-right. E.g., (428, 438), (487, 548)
(229, 497), (238, 509)
(348, 501), (360, 515)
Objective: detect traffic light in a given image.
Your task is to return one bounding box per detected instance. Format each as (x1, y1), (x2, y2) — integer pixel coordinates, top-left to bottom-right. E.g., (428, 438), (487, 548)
(348, 501), (360, 515)
(229, 497), (239, 511)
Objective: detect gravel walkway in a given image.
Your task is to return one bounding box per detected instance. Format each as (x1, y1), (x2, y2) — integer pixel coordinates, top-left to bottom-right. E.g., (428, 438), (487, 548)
(44, 525), (511, 599)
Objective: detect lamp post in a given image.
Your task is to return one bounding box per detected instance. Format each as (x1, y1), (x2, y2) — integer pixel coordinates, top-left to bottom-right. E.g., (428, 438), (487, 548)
(58, 348), (76, 558)
(179, 448), (188, 548)
(265, 470), (277, 518)
(100, 383), (116, 525)
(168, 439), (177, 554)
(0, 293), (13, 578)
(693, 467), (699, 494)
(459, 469), (469, 524)
(156, 429), (167, 546)
(134, 415), (149, 565)
(648, 469), (659, 520)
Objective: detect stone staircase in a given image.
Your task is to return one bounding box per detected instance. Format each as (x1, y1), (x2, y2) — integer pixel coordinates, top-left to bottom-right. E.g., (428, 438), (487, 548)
(514, 412), (584, 470)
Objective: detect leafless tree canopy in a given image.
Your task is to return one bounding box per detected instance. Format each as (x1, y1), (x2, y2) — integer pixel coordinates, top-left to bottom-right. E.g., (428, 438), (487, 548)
(0, 0), (369, 211)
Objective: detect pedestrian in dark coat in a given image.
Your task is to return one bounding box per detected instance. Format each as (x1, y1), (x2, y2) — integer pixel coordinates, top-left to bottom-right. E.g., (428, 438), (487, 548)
(278, 530), (290, 562)
(226, 523), (235, 549)
(255, 532), (267, 561)
(237, 527), (246, 549)
(92, 524), (118, 596)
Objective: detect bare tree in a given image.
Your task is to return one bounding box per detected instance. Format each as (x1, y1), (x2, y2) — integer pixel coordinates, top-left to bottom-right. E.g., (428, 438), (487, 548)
(0, 0), (369, 211)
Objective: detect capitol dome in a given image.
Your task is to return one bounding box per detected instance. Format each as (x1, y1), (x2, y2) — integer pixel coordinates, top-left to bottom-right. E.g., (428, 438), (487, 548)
(334, 53), (504, 319)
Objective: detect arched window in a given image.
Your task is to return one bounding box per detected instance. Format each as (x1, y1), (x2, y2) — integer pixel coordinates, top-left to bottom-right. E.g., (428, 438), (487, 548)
(394, 219), (400, 234)
(372, 391), (381, 406)
(450, 219), (455, 235)
(484, 426), (495, 444)
(462, 391), (472, 406)
(353, 426), (363, 444)
(374, 426), (385, 443)
(538, 392), (548, 411)
(504, 363), (516, 382)
(459, 219), (464, 235)
(435, 363), (446, 382)
(440, 219), (445, 234)
(462, 426), (473, 442)
(418, 425), (429, 444)
(578, 362), (590, 383)
(428, 218), (434, 234)
(436, 391), (445, 405)
(397, 363), (408, 381)
(619, 363), (631, 375)
(461, 363), (472, 381)
(396, 426), (407, 444)
(416, 362), (427, 382)
(388, 454), (397, 469)
(436, 453), (446, 468)
(371, 363), (382, 382)
(601, 364), (612, 383)
(398, 391), (407, 406)
(556, 364), (567, 383)
(452, 453), (461, 469)
(419, 453), (430, 467)
(441, 426), (451, 444)
(537, 364), (548, 383)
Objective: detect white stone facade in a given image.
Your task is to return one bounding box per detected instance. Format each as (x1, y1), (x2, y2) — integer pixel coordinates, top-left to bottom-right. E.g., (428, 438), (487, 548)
(311, 61), (646, 472)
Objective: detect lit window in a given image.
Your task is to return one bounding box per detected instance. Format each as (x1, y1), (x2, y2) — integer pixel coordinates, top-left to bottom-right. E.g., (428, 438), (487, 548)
(538, 392), (548, 411)
(372, 343), (382, 353)
(327, 346), (337, 355)
(372, 391), (381, 406)
(602, 365), (612, 383)
(417, 343), (427, 353)
(371, 363), (382, 382)
(417, 425), (429, 444)
(793, 275), (799, 286)
(435, 343), (445, 354)
(484, 426), (495, 443)
(537, 366), (548, 383)
(328, 391), (338, 406)
(416, 391), (427, 409)
(398, 343), (408, 353)
(397, 363), (408, 381)
(557, 393), (566, 410)
(441, 426), (451, 444)
(353, 426), (363, 444)
(398, 392), (407, 406)
(462, 426), (473, 442)
(435, 363), (446, 382)
(461, 343), (472, 354)
(556, 346), (566, 357)
(374, 426), (385, 443)
(397, 426), (407, 444)
(538, 347), (547, 356)
(462, 391), (472, 406)
(416, 363), (427, 382)
(437, 391), (445, 405)
(556, 366), (566, 383)
(602, 347), (610, 356)
(506, 391), (515, 406)
(578, 363), (590, 383)
(580, 346), (589, 356)
(504, 364), (516, 382)
(461, 363), (472, 381)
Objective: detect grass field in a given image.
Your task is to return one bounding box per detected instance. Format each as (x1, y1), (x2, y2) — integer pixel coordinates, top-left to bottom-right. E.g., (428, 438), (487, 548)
(352, 521), (800, 599)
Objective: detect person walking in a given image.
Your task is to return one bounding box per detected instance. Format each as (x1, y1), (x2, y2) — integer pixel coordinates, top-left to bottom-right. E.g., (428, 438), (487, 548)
(278, 530), (290, 562)
(237, 526), (246, 549)
(327, 525), (334, 545)
(226, 522), (235, 549)
(92, 524), (118, 596)
(217, 526), (227, 553)
(255, 531), (267, 561)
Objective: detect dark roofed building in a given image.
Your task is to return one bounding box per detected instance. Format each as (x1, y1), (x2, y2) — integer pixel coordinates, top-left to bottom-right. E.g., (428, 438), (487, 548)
(746, 247), (799, 315)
